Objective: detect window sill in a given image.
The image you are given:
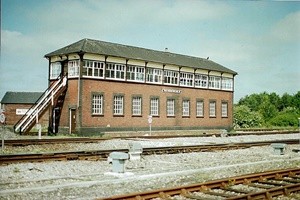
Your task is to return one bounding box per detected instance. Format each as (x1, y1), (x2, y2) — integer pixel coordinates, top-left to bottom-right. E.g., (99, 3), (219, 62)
(113, 115), (124, 117)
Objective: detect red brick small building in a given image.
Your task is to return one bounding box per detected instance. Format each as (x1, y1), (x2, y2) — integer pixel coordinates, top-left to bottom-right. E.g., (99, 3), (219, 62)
(1, 92), (48, 129)
(14, 39), (238, 135)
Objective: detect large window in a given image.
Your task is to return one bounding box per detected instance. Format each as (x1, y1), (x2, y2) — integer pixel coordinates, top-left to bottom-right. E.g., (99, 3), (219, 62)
(83, 60), (104, 78)
(50, 62), (61, 79)
(146, 68), (163, 84)
(195, 74), (208, 88)
(106, 63), (125, 80)
(196, 100), (204, 117)
(150, 98), (159, 116)
(221, 102), (228, 117)
(209, 101), (216, 117)
(182, 100), (190, 116)
(167, 99), (175, 116)
(209, 76), (221, 89)
(180, 72), (194, 87)
(114, 95), (124, 115)
(68, 60), (80, 77)
(164, 70), (178, 85)
(132, 96), (142, 116)
(222, 77), (233, 91)
(127, 65), (145, 82)
(92, 94), (103, 115)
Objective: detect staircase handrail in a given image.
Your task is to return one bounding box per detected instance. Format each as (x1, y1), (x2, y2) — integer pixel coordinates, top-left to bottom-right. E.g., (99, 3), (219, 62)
(14, 74), (67, 133)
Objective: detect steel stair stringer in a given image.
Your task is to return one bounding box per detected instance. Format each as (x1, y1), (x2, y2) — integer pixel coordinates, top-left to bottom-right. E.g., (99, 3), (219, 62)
(14, 76), (68, 134)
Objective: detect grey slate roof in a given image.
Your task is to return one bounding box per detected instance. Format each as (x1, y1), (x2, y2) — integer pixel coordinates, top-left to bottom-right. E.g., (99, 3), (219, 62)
(45, 38), (237, 75)
(1, 92), (43, 104)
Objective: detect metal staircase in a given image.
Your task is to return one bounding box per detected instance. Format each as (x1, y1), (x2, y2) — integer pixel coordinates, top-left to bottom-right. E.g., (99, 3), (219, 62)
(14, 75), (68, 134)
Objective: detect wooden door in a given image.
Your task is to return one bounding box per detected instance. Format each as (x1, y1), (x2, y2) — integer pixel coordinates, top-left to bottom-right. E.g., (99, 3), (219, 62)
(69, 109), (76, 134)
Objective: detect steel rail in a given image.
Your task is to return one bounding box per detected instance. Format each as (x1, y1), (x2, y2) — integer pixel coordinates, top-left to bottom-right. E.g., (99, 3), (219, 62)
(2, 130), (298, 147)
(1, 139), (299, 165)
(99, 168), (300, 200)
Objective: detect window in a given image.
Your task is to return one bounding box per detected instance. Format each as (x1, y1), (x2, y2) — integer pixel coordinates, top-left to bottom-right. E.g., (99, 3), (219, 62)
(83, 60), (104, 78)
(209, 101), (216, 117)
(182, 100), (190, 116)
(106, 63), (125, 80)
(222, 77), (233, 91)
(167, 99), (175, 116)
(114, 96), (124, 115)
(50, 62), (61, 79)
(180, 72), (194, 87)
(68, 60), (79, 77)
(92, 94), (103, 115)
(196, 100), (204, 117)
(195, 74), (208, 88)
(150, 98), (159, 116)
(209, 76), (221, 89)
(132, 96), (142, 115)
(146, 68), (163, 84)
(222, 102), (228, 117)
(164, 70), (178, 85)
(127, 65), (145, 82)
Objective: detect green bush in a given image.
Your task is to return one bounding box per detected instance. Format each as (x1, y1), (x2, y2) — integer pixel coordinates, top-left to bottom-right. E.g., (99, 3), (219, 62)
(269, 112), (300, 127)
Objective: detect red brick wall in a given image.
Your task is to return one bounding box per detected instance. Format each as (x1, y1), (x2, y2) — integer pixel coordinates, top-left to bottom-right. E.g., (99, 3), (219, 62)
(59, 78), (233, 130)
(2, 104), (49, 127)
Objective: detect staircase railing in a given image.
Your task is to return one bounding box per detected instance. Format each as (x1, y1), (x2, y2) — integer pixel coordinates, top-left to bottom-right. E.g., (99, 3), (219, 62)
(14, 75), (67, 133)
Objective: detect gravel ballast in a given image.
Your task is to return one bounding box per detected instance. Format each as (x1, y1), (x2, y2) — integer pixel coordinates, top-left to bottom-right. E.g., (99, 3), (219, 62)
(1, 133), (300, 199)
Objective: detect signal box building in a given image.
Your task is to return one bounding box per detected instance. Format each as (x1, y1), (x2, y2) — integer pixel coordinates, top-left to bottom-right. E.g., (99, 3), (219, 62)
(14, 39), (237, 135)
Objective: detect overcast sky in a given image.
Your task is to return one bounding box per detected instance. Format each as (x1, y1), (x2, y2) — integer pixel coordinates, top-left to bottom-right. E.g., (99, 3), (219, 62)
(1, 0), (299, 102)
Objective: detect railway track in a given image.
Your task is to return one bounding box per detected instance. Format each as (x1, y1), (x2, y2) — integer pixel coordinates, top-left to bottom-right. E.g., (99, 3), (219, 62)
(1, 139), (299, 165)
(100, 167), (300, 200)
(2, 130), (298, 147)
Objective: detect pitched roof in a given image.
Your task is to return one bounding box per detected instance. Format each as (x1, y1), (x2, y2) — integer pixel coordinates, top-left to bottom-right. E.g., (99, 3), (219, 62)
(1, 92), (43, 104)
(45, 38), (237, 75)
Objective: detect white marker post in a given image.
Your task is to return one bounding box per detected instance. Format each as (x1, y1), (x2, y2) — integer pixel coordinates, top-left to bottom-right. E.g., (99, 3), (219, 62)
(0, 110), (6, 154)
(148, 115), (152, 136)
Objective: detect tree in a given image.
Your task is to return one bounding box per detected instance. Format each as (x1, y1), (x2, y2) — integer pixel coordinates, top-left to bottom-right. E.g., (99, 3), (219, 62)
(233, 105), (263, 128)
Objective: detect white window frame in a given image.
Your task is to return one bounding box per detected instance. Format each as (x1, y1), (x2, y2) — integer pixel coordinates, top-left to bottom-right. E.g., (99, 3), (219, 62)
(180, 72), (194, 87)
(132, 96), (142, 116)
(209, 76), (221, 89)
(83, 60), (104, 78)
(221, 102), (228, 117)
(182, 100), (190, 116)
(221, 77), (233, 91)
(195, 74), (208, 88)
(106, 63), (125, 80)
(164, 70), (179, 85)
(209, 101), (216, 117)
(50, 62), (62, 79)
(167, 99), (175, 116)
(146, 68), (163, 84)
(150, 98), (159, 116)
(68, 60), (80, 77)
(114, 95), (124, 115)
(196, 100), (204, 117)
(127, 65), (145, 82)
(92, 94), (103, 115)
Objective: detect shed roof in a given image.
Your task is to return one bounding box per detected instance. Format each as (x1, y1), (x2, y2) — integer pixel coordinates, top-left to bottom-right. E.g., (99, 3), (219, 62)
(45, 38), (237, 75)
(1, 92), (43, 104)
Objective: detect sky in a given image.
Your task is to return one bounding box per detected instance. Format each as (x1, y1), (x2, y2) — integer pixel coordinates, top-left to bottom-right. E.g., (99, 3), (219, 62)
(0, 0), (299, 103)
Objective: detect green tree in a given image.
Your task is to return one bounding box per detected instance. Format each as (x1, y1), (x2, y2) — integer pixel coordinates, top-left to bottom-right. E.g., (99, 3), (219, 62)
(233, 105), (263, 128)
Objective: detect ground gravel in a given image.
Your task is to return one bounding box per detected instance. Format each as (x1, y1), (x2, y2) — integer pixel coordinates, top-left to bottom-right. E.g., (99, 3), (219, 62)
(1, 132), (300, 199)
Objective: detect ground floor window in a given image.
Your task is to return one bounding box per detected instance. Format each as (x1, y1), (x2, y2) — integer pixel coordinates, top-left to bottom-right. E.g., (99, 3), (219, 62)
(209, 101), (216, 117)
(182, 100), (190, 116)
(222, 102), (228, 117)
(92, 94), (103, 115)
(114, 95), (124, 115)
(196, 100), (204, 117)
(167, 99), (175, 116)
(150, 97), (159, 116)
(132, 96), (142, 115)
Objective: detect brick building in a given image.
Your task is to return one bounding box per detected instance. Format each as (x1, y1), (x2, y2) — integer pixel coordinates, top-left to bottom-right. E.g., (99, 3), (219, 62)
(1, 92), (48, 128)
(14, 38), (237, 135)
